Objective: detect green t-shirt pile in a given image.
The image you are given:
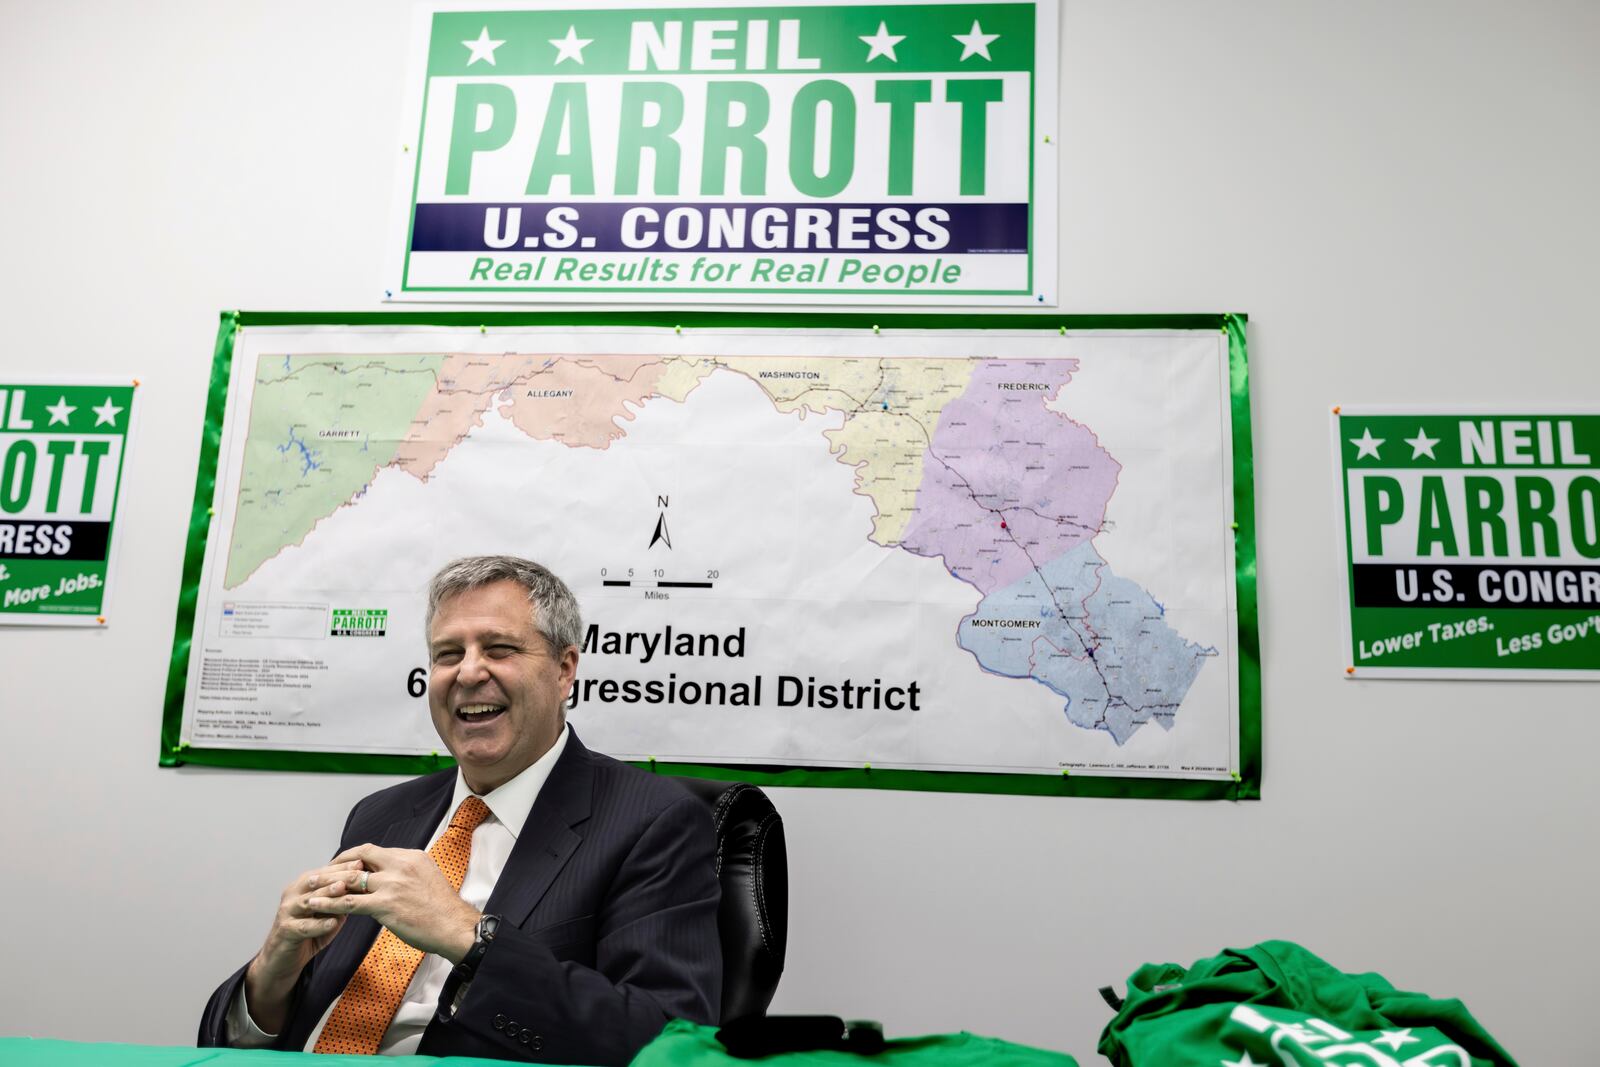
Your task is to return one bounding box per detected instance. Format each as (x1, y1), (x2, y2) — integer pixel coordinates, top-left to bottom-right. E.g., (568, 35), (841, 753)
(1098, 940), (1518, 1066)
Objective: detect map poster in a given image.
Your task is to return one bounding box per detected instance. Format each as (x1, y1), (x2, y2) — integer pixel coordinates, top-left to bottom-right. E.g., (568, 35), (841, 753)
(162, 312), (1258, 800)
(1334, 407), (1600, 679)
(0, 379), (137, 626)
(384, 0), (1058, 305)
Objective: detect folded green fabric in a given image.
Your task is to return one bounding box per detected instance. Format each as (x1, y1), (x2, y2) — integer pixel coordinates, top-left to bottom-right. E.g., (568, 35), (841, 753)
(1098, 940), (1518, 1066)
(632, 1019), (1078, 1067)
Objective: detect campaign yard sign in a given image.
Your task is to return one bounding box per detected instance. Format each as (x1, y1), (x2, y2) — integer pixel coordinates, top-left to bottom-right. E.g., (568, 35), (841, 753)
(386, 0), (1057, 304)
(0, 380), (137, 626)
(1334, 407), (1600, 679)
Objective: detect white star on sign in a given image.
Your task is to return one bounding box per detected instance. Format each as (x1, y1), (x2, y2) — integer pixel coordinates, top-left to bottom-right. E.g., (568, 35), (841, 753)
(462, 27), (505, 66)
(1404, 428), (1440, 459)
(1220, 1053), (1265, 1067)
(92, 397), (124, 427)
(952, 19), (1000, 61)
(860, 21), (905, 62)
(1350, 428), (1385, 459)
(549, 26), (593, 65)
(45, 396), (76, 426)
(1373, 1030), (1420, 1051)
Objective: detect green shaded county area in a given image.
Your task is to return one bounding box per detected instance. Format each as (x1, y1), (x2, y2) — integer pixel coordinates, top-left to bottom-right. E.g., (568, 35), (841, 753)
(224, 355), (443, 588)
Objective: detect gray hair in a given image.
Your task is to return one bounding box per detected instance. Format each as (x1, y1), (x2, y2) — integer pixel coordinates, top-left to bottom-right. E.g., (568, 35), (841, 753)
(425, 555), (583, 652)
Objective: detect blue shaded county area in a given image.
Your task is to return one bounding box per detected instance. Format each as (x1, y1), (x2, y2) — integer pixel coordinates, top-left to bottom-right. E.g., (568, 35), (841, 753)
(957, 542), (1215, 745)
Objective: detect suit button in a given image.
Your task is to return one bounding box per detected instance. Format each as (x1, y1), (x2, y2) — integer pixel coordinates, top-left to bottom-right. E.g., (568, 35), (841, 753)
(532, 1036), (543, 1051)
(518, 1031), (530, 1044)
(493, 1015), (506, 1031)
(506, 1019), (518, 1034)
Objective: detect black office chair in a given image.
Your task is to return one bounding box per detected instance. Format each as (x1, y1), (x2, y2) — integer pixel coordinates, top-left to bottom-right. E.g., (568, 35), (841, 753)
(673, 778), (788, 1023)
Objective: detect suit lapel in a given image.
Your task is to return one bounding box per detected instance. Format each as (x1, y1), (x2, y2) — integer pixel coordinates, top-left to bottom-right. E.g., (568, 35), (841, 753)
(484, 731), (594, 927)
(383, 783), (454, 850)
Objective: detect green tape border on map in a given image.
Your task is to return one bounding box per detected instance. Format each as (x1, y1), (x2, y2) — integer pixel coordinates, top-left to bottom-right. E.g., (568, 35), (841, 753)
(1227, 314), (1261, 800)
(160, 311), (238, 767)
(162, 310), (1260, 801)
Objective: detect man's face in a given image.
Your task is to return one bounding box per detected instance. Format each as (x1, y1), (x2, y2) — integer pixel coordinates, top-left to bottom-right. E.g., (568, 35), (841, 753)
(427, 579), (578, 794)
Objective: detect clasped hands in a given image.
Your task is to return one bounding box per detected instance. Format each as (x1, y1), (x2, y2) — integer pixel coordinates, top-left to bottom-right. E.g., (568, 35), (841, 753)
(307, 844), (481, 963)
(248, 845), (481, 1025)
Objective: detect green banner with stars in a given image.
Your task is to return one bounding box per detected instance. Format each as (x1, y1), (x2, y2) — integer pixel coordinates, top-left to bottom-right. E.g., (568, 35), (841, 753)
(0, 380), (138, 626)
(1333, 407), (1600, 678)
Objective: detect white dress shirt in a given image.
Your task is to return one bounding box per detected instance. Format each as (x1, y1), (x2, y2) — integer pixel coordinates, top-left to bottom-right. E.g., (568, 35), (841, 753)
(227, 725), (570, 1054)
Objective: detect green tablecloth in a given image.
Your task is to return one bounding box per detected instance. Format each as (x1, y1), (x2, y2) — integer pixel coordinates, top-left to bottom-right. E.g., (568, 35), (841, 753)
(2, 1025), (1077, 1067)
(634, 1020), (1077, 1067)
(0, 1038), (520, 1066)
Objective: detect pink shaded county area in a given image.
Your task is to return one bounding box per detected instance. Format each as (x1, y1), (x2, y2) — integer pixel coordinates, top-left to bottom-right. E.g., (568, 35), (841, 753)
(393, 354), (689, 481)
(393, 353), (548, 481)
(496, 356), (680, 448)
(899, 360), (1121, 595)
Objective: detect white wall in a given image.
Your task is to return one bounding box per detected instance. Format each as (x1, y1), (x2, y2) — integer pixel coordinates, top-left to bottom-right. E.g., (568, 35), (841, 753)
(2, 2), (1596, 1063)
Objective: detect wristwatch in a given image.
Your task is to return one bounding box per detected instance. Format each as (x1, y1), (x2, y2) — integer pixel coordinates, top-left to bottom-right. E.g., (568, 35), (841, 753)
(457, 913), (501, 978)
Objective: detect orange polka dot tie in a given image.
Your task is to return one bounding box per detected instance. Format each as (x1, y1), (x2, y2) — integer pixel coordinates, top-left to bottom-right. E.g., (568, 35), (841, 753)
(312, 795), (491, 1055)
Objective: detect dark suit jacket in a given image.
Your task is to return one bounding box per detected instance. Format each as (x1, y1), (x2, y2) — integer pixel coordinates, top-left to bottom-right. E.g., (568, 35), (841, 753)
(198, 731), (721, 1064)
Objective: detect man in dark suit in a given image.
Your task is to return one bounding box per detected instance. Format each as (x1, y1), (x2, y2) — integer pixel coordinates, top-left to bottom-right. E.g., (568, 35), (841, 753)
(199, 556), (721, 1063)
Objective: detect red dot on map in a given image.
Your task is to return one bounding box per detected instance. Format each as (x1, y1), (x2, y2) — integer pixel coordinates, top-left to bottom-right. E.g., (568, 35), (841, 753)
(1000, 522), (1008, 529)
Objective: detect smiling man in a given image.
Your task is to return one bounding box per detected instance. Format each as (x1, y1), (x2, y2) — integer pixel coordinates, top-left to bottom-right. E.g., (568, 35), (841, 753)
(198, 556), (721, 1063)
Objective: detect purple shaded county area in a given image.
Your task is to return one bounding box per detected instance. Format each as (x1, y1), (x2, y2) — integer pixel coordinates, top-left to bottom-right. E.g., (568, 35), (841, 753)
(899, 360), (1120, 595)
(900, 360), (1212, 744)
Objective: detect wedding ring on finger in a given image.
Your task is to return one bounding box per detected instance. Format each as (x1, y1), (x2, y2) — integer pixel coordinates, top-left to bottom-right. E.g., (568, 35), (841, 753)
(359, 871), (370, 893)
